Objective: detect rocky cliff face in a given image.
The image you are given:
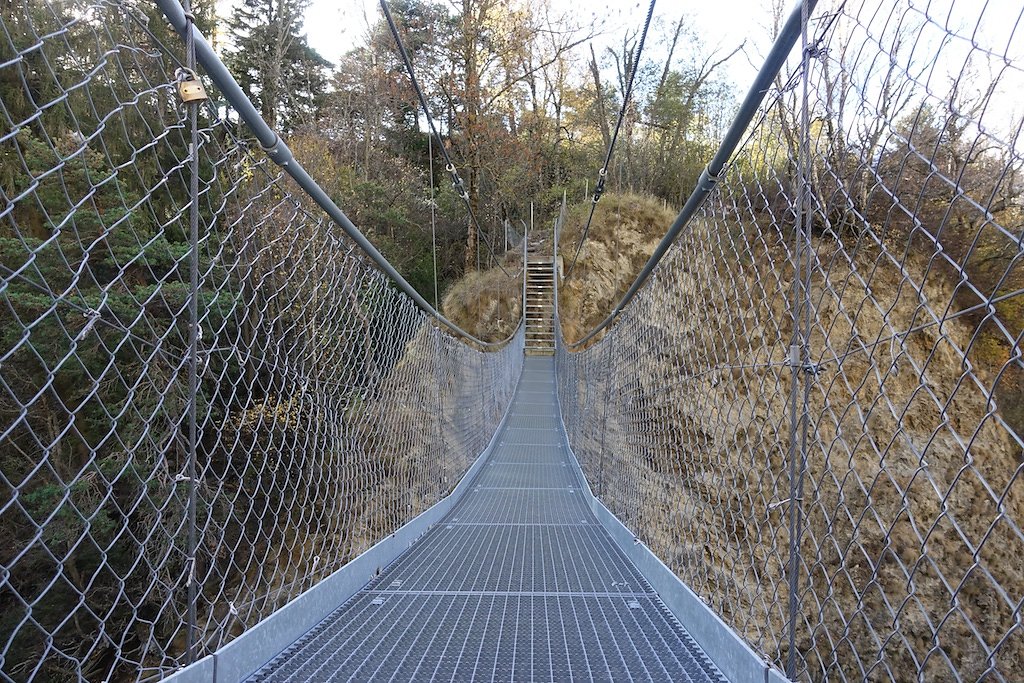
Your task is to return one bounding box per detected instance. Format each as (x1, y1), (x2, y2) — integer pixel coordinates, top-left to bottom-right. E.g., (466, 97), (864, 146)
(441, 193), (675, 344)
(445, 190), (1023, 678)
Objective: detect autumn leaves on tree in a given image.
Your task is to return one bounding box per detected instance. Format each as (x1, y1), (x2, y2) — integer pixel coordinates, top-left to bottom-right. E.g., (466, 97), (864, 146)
(221, 0), (739, 289)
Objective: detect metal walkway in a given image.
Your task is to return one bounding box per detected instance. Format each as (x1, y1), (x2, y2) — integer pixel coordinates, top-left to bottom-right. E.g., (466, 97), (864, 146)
(247, 358), (725, 682)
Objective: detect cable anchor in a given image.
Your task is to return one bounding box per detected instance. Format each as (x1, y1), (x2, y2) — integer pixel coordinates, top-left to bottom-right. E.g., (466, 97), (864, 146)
(806, 44), (829, 60)
(802, 363), (823, 376)
(593, 169), (607, 203)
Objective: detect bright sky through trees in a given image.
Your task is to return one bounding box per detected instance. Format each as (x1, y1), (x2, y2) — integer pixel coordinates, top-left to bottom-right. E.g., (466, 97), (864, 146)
(297, 0), (1023, 145)
(302, 0), (774, 89)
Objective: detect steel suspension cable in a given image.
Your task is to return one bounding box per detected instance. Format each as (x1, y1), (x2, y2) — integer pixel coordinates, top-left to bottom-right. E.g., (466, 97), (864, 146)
(564, 0), (822, 348)
(155, 0), (516, 349)
(429, 133), (440, 309)
(379, 0), (512, 278)
(563, 0), (657, 281)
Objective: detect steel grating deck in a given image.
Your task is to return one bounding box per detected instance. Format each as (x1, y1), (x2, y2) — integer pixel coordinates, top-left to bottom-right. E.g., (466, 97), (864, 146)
(248, 358), (726, 682)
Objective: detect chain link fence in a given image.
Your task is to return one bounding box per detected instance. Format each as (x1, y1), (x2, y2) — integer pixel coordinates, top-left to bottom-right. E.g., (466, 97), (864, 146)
(0, 2), (523, 681)
(558, 0), (1023, 680)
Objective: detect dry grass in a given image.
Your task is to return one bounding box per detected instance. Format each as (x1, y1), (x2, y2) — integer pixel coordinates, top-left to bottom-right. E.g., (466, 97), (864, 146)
(441, 193), (674, 344)
(440, 191), (1023, 679)
(556, 193), (676, 343)
(626, 234), (1024, 679)
(562, 211), (1023, 679)
(441, 250), (525, 343)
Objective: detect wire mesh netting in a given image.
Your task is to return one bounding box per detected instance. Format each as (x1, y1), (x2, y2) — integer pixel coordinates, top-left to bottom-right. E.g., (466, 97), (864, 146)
(558, 0), (1023, 680)
(0, 2), (523, 681)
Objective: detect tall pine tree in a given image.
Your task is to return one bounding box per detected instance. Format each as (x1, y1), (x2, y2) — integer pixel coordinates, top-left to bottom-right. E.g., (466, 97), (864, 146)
(226, 0), (330, 131)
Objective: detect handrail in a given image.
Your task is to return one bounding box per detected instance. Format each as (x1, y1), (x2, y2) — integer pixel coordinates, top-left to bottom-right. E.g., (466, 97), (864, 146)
(563, 0), (819, 349)
(155, 0), (522, 350)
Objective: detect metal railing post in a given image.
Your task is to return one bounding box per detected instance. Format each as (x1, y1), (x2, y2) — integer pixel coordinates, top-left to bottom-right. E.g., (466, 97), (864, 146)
(522, 216), (528, 350)
(597, 337), (614, 499)
(785, 1), (815, 676)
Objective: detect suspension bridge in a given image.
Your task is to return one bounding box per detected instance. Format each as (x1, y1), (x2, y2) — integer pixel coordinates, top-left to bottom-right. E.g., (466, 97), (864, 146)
(1, 0), (1022, 681)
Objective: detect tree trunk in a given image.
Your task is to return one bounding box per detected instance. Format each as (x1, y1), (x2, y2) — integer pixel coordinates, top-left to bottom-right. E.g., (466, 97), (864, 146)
(589, 45), (611, 151)
(462, 0), (480, 272)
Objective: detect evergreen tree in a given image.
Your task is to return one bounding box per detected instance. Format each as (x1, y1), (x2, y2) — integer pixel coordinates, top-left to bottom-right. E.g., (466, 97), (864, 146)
(225, 0), (331, 131)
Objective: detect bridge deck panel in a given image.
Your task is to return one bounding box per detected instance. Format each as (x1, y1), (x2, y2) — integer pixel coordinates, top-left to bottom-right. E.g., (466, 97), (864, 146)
(474, 462), (578, 488)
(248, 358), (725, 682)
(361, 524), (653, 595)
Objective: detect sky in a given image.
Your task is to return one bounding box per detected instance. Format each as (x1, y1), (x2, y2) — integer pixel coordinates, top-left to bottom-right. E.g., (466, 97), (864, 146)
(301, 0), (777, 91)
(212, 0), (1023, 151)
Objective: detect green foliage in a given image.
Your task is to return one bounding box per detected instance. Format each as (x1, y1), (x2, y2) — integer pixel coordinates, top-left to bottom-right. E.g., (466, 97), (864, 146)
(0, 1), (775, 679)
(0, 3), (228, 676)
(225, 0), (331, 130)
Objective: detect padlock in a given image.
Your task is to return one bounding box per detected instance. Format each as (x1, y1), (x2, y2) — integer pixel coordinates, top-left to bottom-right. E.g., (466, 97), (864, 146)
(177, 78), (208, 103)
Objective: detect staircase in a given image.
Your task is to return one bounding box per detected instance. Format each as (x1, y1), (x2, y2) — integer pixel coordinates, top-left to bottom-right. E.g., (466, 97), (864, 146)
(525, 259), (555, 355)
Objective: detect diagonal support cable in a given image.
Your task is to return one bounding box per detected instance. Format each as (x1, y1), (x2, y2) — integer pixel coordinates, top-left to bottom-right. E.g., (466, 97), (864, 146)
(379, 0), (512, 278)
(566, 0), (823, 347)
(564, 0), (657, 281)
(155, 0), (514, 347)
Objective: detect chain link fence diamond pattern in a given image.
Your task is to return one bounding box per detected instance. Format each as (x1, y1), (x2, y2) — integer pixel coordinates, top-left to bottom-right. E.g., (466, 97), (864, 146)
(558, 1), (1023, 680)
(0, 3), (522, 680)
